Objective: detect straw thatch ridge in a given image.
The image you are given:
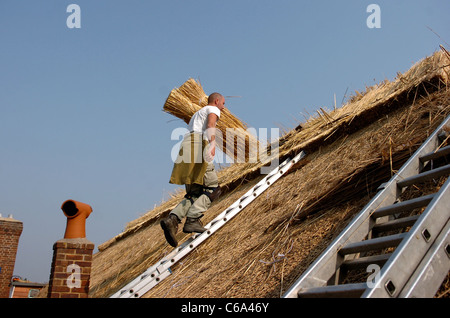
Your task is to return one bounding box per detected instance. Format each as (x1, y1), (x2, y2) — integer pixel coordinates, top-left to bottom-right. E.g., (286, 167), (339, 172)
(35, 48), (449, 299)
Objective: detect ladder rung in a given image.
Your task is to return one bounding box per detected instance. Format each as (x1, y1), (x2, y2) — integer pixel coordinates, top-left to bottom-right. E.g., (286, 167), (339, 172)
(372, 215), (419, 233)
(397, 164), (450, 188)
(298, 283), (367, 298)
(420, 145), (450, 163)
(371, 194), (434, 219)
(339, 233), (406, 255)
(342, 253), (392, 271)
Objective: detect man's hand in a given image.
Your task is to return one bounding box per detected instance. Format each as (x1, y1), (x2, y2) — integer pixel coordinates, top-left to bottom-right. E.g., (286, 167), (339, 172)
(205, 140), (216, 162)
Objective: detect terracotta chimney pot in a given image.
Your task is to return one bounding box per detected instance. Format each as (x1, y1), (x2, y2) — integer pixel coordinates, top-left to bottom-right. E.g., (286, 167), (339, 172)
(61, 200), (92, 239)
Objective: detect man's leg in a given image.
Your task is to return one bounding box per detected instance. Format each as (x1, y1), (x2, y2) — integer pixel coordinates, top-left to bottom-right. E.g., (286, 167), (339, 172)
(169, 196), (193, 221)
(160, 185), (199, 247)
(183, 163), (220, 233)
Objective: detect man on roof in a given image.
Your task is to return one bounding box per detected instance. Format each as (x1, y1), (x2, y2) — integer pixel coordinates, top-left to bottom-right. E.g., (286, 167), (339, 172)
(160, 93), (225, 247)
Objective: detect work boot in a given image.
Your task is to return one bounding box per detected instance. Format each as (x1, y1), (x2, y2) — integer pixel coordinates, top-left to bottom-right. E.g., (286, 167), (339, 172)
(160, 214), (180, 247)
(183, 217), (206, 234)
(205, 186), (222, 202)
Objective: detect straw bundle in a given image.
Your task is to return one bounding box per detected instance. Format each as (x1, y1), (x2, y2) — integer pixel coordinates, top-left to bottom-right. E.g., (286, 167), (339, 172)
(164, 89), (201, 125)
(163, 78), (260, 162)
(178, 78), (209, 107)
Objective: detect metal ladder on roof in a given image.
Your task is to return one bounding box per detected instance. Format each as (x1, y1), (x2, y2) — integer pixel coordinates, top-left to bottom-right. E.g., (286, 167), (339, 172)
(284, 115), (450, 298)
(110, 151), (306, 298)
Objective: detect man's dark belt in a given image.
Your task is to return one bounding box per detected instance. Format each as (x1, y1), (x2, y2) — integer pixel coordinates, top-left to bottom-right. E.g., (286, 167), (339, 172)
(184, 185), (222, 203)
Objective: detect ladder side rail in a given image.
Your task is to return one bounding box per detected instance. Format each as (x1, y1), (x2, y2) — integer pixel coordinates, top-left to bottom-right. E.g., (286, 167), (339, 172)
(110, 262), (164, 298)
(203, 155), (292, 230)
(111, 158), (290, 298)
(124, 269), (172, 299)
(116, 172), (278, 298)
(283, 187), (394, 298)
(155, 172), (273, 274)
(398, 219), (450, 298)
(131, 189), (264, 298)
(283, 115), (450, 298)
(113, 167), (278, 298)
(111, 237), (196, 298)
(283, 143), (431, 297)
(362, 177), (450, 298)
(130, 152), (306, 298)
(112, 151), (305, 298)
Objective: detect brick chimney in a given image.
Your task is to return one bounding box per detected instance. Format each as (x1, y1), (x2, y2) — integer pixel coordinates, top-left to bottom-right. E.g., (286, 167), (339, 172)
(47, 200), (94, 298)
(0, 214), (23, 298)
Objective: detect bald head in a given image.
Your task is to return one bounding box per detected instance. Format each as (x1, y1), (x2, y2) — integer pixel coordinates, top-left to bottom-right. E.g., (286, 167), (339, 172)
(207, 92), (225, 110)
(208, 92), (224, 104)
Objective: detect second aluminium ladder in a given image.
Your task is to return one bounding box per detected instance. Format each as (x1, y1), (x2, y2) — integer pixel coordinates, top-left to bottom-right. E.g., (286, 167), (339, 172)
(110, 151), (306, 298)
(284, 115), (450, 298)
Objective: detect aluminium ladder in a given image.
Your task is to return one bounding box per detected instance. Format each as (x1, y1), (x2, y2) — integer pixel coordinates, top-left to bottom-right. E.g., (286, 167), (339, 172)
(110, 151), (306, 298)
(284, 115), (450, 298)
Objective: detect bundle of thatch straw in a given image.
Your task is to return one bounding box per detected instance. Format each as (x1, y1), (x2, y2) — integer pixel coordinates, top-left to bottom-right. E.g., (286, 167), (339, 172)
(163, 78), (259, 162)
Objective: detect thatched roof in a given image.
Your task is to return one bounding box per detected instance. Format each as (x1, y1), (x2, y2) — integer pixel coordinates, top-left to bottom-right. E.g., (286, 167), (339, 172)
(38, 48), (450, 298)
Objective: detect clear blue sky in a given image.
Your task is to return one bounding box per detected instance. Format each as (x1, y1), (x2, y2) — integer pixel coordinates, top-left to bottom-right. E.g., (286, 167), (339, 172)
(1, 1), (448, 283)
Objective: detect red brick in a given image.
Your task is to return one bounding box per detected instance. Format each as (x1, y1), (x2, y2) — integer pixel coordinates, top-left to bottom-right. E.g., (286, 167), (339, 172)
(0, 219), (23, 298)
(48, 238), (94, 298)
